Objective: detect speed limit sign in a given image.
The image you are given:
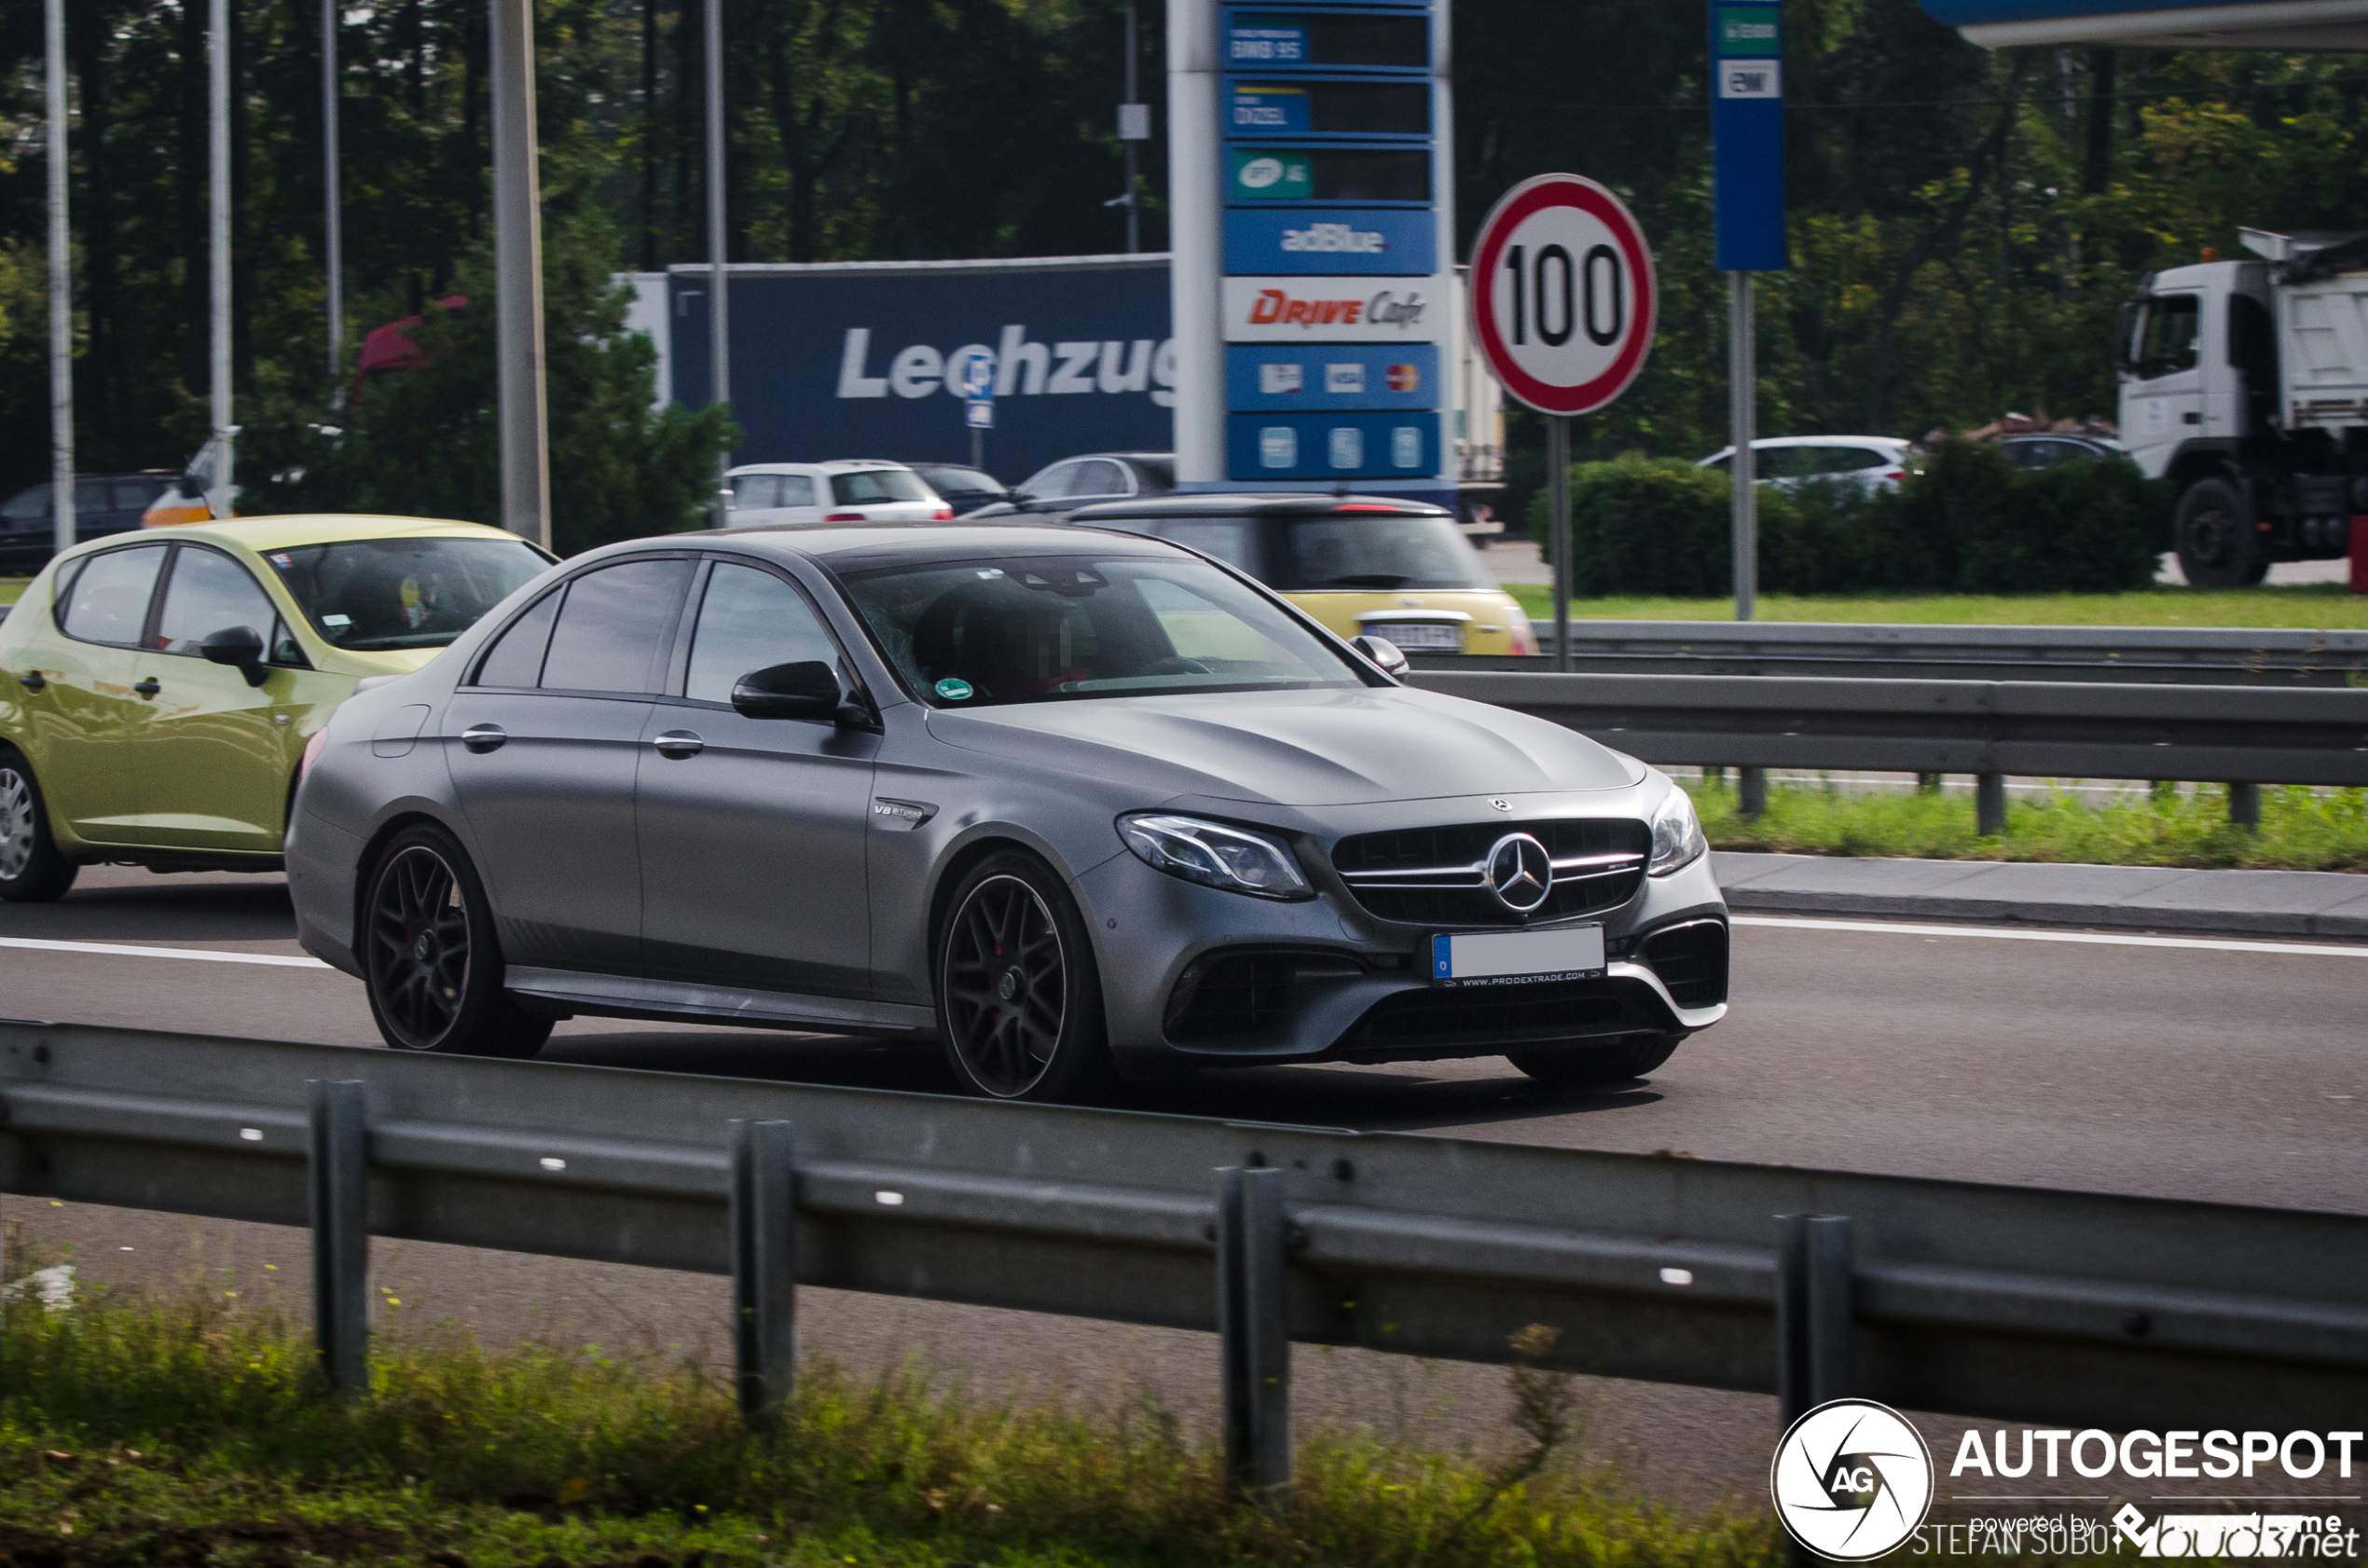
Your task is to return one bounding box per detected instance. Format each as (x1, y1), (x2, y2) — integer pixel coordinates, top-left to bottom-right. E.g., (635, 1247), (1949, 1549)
(1468, 173), (1657, 417)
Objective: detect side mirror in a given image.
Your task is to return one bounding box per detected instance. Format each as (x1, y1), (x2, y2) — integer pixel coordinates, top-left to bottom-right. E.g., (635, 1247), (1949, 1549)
(199, 624), (270, 687)
(1351, 634), (1409, 677)
(731, 660), (874, 728)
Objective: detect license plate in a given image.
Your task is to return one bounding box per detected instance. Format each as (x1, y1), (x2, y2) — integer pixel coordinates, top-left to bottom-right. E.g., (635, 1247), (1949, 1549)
(1370, 622), (1462, 651)
(1430, 926), (1605, 987)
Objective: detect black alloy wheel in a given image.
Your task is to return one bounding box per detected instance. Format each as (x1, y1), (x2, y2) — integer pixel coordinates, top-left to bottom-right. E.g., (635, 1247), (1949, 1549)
(936, 853), (1111, 1101)
(0, 750), (77, 903)
(362, 824), (551, 1057)
(1508, 1032), (1683, 1090)
(2174, 478), (2269, 588)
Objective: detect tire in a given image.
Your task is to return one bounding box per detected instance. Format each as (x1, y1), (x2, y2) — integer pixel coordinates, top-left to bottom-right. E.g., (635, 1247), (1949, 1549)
(1508, 1033), (1683, 1090)
(934, 851), (1114, 1102)
(360, 822), (552, 1057)
(0, 749), (77, 902)
(2173, 478), (2262, 588)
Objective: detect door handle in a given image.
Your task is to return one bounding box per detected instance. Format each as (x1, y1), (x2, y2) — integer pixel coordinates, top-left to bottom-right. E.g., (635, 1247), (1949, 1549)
(461, 723), (507, 754)
(15, 670), (44, 693)
(133, 677), (160, 699)
(653, 730), (704, 760)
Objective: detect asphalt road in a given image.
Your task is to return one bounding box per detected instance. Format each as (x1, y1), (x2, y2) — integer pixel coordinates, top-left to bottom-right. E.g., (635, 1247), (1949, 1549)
(5, 864), (2363, 1508)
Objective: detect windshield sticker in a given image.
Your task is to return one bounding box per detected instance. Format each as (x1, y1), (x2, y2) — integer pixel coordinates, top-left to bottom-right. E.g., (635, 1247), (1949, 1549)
(321, 612), (352, 627)
(267, 553), (295, 569)
(934, 677), (975, 701)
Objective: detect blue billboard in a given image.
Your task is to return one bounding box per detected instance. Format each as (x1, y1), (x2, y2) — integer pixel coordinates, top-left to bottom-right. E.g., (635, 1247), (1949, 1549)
(1222, 208), (1436, 275)
(668, 258), (1173, 483)
(1224, 411), (1440, 480)
(1224, 343), (1439, 410)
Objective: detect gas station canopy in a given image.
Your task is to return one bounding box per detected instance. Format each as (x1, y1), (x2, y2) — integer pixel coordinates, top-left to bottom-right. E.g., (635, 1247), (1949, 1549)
(1923, 0), (2368, 49)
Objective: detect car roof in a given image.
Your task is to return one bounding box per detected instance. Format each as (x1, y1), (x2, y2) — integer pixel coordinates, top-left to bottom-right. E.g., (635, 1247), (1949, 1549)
(60, 514), (531, 557)
(1067, 492), (1452, 522)
(727, 460), (913, 475)
(694, 521), (1179, 570)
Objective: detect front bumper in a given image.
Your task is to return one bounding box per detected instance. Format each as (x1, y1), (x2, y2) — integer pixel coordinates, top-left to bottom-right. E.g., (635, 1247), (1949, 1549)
(1073, 827), (1727, 1076)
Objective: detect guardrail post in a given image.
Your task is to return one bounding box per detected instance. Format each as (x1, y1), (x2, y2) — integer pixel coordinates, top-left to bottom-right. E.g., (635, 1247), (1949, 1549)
(731, 1119), (797, 1429)
(1738, 766), (1768, 818)
(307, 1079), (369, 1396)
(1775, 1213), (1853, 1425)
(2228, 780), (2261, 832)
(1976, 772), (2007, 837)
(1218, 1164), (1291, 1507)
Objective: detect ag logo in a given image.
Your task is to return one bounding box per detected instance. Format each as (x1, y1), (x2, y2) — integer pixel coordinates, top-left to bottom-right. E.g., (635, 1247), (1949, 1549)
(1769, 1399), (1934, 1561)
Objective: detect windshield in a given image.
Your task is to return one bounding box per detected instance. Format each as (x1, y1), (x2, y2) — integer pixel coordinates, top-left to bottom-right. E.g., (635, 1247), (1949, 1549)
(263, 535), (551, 651)
(911, 465), (1002, 499)
(842, 553), (1366, 707)
(1270, 512), (1488, 591)
(832, 469), (932, 505)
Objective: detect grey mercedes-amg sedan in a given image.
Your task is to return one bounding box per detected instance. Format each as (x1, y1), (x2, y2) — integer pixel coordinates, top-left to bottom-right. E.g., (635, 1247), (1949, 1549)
(288, 524), (1728, 1100)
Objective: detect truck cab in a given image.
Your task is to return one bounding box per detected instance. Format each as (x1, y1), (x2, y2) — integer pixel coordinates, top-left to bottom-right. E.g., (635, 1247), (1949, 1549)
(2118, 229), (2368, 586)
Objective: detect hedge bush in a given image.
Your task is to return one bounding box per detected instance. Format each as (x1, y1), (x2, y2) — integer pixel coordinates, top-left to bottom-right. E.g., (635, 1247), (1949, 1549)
(1534, 442), (2171, 597)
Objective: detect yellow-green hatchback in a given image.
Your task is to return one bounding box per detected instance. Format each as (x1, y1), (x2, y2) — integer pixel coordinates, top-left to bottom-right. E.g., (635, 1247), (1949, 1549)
(1065, 494), (1535, 657)
(0, 515), (552, 900)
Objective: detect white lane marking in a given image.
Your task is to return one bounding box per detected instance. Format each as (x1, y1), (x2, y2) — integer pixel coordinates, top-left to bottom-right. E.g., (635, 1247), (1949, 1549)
(1733, 915), (2368, 958)
(0, 936), (333, 969)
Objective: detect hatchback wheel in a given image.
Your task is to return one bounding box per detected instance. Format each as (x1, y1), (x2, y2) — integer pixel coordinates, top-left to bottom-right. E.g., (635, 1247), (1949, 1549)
(362, 823), (552, 1057)
(936, 852), (1112, 1101)
(0, 750), (77, 903)
(1508, 1033), (1682, 1090)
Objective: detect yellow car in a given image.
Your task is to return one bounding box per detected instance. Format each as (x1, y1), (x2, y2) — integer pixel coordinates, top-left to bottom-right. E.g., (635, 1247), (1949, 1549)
(1066, 494), (1536, 657)
(0, 515), (553, 901)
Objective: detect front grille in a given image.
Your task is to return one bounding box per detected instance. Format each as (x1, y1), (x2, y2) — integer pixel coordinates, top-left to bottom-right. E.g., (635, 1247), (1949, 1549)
(1340, 978), (1641, 1054)
(1165, 954), (1298, 1040)
(1329, 818), (1650, 927)
(1640, 919), (1729, 1009)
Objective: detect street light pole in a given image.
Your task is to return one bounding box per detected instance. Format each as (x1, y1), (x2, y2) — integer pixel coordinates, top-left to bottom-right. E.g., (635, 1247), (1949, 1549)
(705, 0), (730, 526)
(209, 0), (234, 518)
(324, 0), (343, 391)
(490, 0), (552, 549)
(1122, 0), (1140, 254)
(45, 0), (75, 559)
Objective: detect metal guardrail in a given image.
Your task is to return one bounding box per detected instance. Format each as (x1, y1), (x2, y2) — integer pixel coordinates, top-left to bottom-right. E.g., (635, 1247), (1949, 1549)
(1409, 668), (2368, 831)
(6, 1021), (2365, 1488)
(1412, 621), (2368, 686)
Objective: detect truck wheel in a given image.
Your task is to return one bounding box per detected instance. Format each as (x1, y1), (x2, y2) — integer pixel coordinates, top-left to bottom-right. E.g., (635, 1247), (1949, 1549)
(2174, 478), (2263, 588)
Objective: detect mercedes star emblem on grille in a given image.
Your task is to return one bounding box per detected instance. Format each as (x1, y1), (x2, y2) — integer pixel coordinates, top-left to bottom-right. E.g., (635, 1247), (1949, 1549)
(1483, 832), (1554, 914)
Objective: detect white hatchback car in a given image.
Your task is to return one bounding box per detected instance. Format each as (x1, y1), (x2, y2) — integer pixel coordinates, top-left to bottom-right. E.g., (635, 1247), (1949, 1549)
(725, 461), (954, 526)
(1695, 436), (1920, 493)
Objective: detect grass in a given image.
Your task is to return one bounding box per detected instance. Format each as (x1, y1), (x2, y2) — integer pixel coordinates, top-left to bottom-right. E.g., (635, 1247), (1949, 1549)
(0, 576), (26, 608)
(1505, 583), (2368, 628)
(1692, 777), (2368, 872)
(0, 1255), (1779, 1568)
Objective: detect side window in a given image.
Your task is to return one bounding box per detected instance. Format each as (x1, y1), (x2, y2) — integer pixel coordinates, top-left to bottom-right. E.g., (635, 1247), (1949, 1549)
(1826, 447), (1890, 473)
(2138, 296), (2200, 379)
(1025, 461), (1081, 500)
(473, 588), (562, 688)
(777, 474), (817, 508)
(1152, 519), (1261, 575)
(1069, 460), (1128, 496)
(684, 563), (841, 705)
(155, 547), (281, 654)
(538, 557), (693, 695)
(58, 545), (167, 646)
(733, 475), (781, 510)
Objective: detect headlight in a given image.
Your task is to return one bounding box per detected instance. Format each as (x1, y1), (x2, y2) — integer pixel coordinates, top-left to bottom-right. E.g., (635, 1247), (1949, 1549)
(1647, 785), (1707, 877)
(1118, 813), (1314, 901)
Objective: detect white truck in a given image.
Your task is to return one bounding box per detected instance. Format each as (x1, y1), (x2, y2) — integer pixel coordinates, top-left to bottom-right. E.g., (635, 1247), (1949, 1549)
(2119, 227), (2368, 585)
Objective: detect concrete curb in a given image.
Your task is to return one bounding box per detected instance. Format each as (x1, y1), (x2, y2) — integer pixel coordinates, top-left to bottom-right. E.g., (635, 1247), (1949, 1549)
(1713, 851), (2368, 941)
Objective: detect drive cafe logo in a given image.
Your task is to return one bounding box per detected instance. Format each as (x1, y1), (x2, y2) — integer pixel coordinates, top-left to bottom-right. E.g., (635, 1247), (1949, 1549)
(1235, 283), (1429, 334)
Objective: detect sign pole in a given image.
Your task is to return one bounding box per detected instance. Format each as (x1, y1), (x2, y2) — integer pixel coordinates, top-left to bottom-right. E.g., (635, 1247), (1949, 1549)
(209, 0), (233, 519)
(45, 0), (74, 560)
(490, 0), (552, 549)
(1548, 414), (1571, 672)
(705, 0), (729, 528)
(1730, 270), (1755, 622)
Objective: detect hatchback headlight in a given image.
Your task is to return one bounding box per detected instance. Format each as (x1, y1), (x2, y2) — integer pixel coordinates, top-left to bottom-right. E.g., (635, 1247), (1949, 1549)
(1119, 814), (1313, 901)
(1647, 785), (1707, 877)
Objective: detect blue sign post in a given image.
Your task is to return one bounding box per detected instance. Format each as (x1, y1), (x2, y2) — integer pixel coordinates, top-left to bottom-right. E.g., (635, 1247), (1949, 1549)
(1710, 0), (1785, 626)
